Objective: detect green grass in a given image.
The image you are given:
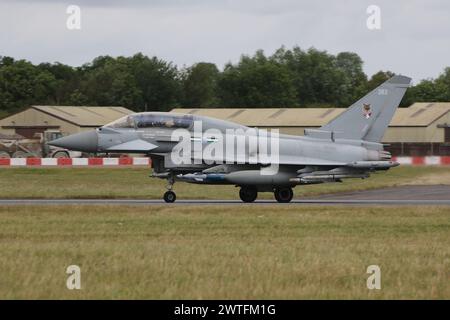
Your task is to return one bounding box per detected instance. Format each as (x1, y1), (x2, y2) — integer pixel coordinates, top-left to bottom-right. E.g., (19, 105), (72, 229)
(0, 205), (449, 299)
(0, 166), (449, 199)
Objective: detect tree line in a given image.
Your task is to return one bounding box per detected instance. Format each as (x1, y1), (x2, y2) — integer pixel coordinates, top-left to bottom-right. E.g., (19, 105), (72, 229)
(1, 47), (449, 116)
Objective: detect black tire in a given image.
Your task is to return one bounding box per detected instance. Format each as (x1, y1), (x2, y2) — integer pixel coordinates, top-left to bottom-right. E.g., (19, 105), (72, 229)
(239, 187), (258, 203)
(163, 191), (176, 203)
(274, 187), (293, 203)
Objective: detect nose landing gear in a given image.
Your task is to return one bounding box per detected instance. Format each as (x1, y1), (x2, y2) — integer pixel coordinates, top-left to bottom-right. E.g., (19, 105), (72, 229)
(163, 190), (176, 203)
(163, 174), (176, 203)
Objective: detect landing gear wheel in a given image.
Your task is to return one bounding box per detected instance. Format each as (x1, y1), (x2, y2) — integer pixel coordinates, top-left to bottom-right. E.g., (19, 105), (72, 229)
(239, 187), (258, 203)
(162, 173), (176, 203)
(163, 191), (176, 203)
(274, 187), (293, 203)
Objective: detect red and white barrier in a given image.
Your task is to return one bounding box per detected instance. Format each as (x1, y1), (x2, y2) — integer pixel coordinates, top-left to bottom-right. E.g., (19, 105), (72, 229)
(392, 156), (450, 166)
(0, 156), (449, 167)
(0, 157), (151, 167)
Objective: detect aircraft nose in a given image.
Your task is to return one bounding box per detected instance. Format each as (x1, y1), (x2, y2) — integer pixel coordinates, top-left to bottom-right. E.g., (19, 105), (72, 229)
(49, 130), (98, 152)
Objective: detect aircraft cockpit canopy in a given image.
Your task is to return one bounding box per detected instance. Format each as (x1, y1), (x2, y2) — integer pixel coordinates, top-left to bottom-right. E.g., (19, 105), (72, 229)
(104, 113), (194, 129)
(105, 115), (136, 129)
(135, 113), (193, 129)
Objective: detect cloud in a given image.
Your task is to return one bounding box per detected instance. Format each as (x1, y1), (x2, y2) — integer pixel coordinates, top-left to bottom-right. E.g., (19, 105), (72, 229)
(1, 0), (449, 82)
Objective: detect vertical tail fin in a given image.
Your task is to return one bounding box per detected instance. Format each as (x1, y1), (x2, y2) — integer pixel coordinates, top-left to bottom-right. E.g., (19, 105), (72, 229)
(320, 75), (411, 142)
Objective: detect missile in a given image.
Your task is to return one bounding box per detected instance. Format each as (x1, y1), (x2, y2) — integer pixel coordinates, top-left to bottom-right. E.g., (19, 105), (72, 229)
(176, 173), (227, 184)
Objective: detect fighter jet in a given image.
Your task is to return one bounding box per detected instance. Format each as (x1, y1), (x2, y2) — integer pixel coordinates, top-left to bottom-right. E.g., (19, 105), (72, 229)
(50, 75), (411, 203)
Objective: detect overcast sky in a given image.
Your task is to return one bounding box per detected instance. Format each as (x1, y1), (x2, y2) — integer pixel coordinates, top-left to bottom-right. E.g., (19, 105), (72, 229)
(1, 0), (449, 83)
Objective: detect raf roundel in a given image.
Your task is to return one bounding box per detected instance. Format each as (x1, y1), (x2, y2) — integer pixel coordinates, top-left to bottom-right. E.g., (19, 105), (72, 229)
(363, 103), (372, 119)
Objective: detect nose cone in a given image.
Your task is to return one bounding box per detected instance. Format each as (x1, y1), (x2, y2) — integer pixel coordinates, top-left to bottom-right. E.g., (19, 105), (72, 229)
(49, 130), (98, 152)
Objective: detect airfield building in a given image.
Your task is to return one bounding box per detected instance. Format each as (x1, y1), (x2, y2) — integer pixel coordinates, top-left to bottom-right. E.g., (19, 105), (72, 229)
(0, 106), (133, 138)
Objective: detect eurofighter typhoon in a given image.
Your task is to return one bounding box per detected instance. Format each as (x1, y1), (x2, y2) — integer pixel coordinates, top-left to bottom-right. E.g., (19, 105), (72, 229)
(50, 76), (411, 203)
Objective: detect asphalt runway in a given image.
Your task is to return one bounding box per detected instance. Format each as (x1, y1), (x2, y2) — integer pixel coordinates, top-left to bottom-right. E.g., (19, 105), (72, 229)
(1, 185), (450, 206)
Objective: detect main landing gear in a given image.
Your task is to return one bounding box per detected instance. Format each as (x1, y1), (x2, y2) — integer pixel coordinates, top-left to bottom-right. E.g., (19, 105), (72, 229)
(163, 174), (176, 203)
(239, 186), (258, 203)
(238, 186), (294, 203)
(273, 187), (294, 203)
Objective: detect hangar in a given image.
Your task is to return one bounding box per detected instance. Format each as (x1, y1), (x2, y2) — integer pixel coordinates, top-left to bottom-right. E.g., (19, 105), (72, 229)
(171, 102), (450, 156)
(0, 106), (133, 138)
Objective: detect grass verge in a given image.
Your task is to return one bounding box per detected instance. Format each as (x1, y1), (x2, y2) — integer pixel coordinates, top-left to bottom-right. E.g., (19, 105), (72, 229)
(0, 166), (449, 199)
(0, 205), (449, 299)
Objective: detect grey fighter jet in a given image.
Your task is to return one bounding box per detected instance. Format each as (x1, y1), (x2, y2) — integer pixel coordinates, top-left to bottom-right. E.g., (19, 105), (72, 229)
(50, 75), (411, 203)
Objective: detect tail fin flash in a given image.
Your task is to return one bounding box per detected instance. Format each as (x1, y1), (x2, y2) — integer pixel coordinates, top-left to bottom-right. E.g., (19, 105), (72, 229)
(319, 75), (411, 142)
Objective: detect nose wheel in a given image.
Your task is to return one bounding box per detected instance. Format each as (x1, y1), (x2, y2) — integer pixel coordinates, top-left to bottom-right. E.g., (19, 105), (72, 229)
(163, 190), (176, 203)
(274, 187), (293, 203)
(163, 174), (176, 203)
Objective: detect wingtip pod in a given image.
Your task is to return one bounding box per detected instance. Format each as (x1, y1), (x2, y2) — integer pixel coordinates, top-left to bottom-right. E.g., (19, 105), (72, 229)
(386, 75), (412, 86)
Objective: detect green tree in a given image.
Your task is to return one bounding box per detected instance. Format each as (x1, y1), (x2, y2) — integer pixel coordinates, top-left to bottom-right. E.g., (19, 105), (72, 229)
(82, 56), (142, 108)
(434, 67), (450, 101)
(0, 57), (57, 112)
(217, 50), (297, 107)
(128, 53), (181, 111)
(38, 62), (79, 105)
(2, 50), (450, 116)
(67, 89), (89, 105)
(366, 70), (395, 90)
(181, 62), (219, 107)
(402, 68), (450, 106)
(335, 52), (367, 105)
(74, 53), (180, 111)
(271, 47), (348, 107)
